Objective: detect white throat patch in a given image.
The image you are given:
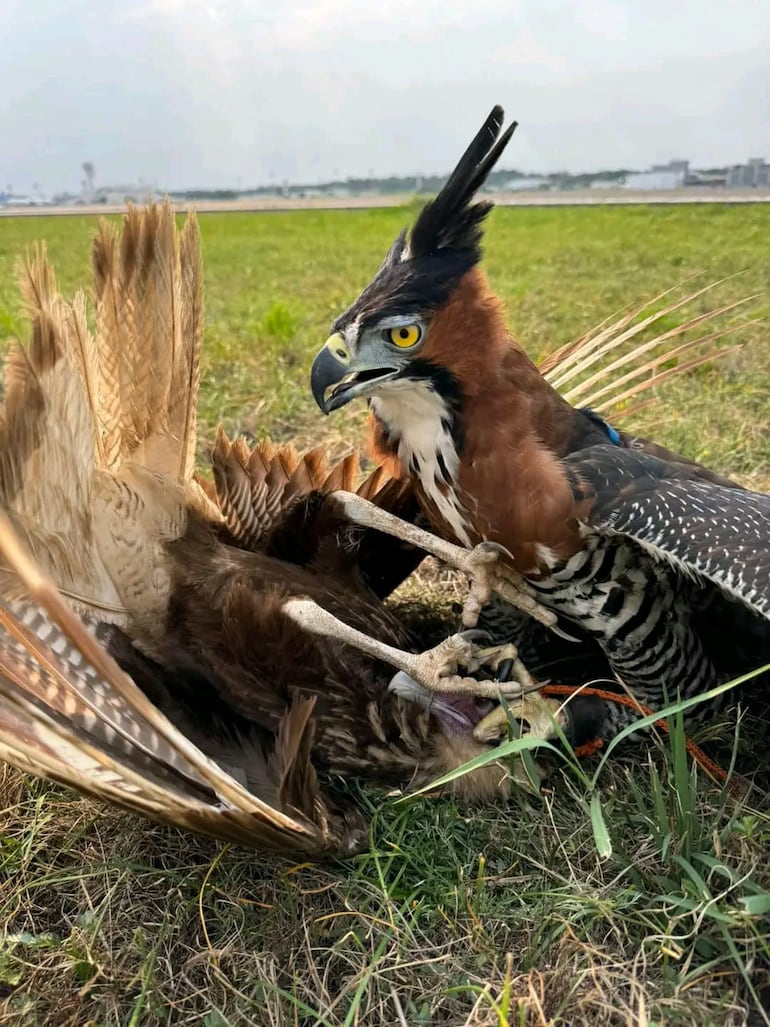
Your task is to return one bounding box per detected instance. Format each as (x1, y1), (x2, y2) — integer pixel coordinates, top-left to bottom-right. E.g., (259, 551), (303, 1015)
(371, 380), (473, 546)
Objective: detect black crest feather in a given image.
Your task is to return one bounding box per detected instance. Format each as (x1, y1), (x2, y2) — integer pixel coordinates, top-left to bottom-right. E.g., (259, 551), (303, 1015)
(409, 106), (518, 259)
(331, 107), (518, 331)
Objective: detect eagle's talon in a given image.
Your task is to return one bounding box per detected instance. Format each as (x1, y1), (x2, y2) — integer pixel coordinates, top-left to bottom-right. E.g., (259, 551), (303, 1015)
(497, 657), (514, 681)
(405, 634), (527, 699)
(457, 543), (556, 633)
(473, 642), (537, 692)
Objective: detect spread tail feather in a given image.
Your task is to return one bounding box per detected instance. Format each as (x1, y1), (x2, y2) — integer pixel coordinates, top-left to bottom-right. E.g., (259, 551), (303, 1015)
(210, 426), (411, 553)
(3, 202), (217, 629)
(539, 275), (754, 420)
(90, 201), (204, 480)
(1, 256), (119, 613)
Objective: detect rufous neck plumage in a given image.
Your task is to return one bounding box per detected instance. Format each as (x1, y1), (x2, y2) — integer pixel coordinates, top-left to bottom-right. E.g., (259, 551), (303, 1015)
(369, 268), (586, 573)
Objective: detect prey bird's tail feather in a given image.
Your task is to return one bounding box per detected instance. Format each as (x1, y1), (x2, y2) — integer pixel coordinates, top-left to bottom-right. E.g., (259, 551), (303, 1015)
(2, 202), (216, 631)
(90, 202), (204, 482)
(539, 276), (755, 420)
(1, 251), (120, 615)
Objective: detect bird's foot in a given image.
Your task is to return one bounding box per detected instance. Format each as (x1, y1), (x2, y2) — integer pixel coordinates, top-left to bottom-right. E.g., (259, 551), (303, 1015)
(283, 599), (533, 703)
(403, 637), (536, 700)
(472, 691), (566, 744)
(323, 493), (564, 637)
(453, 542), (558, 633)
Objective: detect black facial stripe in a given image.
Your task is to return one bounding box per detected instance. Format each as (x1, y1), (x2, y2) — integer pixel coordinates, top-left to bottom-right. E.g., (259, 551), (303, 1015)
(398, 358), (466, 455)
(436, 450), (453, 485)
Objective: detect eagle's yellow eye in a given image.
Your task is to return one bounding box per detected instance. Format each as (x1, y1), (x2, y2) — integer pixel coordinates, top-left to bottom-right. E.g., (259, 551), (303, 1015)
(387, 324), (422, 349)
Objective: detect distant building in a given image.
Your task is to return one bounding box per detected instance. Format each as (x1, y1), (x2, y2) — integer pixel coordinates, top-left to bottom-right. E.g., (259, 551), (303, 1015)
(651, 159), (689, 175)
(623, 160), (689, 190)
(2, 193), (45, 206)
(91, 184), (160, 205)
(726, 158), (770, 188)
(622, 170), (684, 190)
(501, 176), (550, 191)
(686, 170), (727, 188)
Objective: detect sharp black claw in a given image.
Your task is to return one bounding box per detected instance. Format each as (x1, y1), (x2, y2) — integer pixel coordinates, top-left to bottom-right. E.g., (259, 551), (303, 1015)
(549, 622), (580, 643)
(496, 658), (515, 682)
(477, 540), (515, 562)
(458, 629), (491, 644)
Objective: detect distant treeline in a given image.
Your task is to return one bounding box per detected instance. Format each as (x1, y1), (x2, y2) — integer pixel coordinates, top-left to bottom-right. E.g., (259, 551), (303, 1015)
(168, 168), (630, 200)
(168, 165), (730, 201)
(169, 189), (241, 201)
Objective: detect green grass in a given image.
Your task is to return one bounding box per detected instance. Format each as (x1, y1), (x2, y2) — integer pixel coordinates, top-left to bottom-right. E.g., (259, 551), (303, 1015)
(2, 205), (769, 475)
(0, 204), (769, 1026)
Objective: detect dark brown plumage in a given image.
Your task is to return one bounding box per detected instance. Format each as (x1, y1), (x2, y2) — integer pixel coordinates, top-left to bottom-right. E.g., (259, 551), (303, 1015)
(0, 201), (513, 859)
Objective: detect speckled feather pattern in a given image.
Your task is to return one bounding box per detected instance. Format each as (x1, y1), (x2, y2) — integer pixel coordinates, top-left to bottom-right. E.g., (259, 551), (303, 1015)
(568, 445), (770, 620)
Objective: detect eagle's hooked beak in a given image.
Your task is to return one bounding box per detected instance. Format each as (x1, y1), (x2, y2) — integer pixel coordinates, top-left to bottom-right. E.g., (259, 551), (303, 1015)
(310, 333), (399, 415)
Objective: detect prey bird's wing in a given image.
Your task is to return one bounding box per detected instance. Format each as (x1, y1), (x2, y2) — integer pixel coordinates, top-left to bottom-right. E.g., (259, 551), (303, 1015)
(0, 515), (365, 857)
(210, 428), (421, 595)
(210, 427), (360, 552)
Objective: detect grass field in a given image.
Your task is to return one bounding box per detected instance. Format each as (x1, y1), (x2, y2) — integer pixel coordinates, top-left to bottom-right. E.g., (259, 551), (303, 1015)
(0, 204), (769, 1026)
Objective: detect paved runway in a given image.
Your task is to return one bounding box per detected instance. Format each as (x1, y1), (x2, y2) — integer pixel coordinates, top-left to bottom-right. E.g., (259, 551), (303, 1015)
(2, 188), (769, 217)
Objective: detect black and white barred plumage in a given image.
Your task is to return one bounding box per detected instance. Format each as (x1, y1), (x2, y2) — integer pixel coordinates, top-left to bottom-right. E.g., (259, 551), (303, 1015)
(479, 442), (770, 739)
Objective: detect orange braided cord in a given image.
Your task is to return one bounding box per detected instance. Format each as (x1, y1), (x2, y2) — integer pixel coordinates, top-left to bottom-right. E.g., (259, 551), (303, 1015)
(540, 684), (748, 798)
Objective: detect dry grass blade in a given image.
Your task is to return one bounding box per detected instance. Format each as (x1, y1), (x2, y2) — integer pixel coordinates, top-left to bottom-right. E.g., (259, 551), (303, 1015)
(602, 396), (659, 421)
(545, 276), (734, 388)
(564, 319), (758, 409)
(538, 273), (706, 379)
(569, 330), (741, 409)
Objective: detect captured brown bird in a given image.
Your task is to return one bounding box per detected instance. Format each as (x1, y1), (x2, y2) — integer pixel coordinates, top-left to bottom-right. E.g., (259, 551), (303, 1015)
(310, 106), (770, 744)
(0, 201), (537, 858)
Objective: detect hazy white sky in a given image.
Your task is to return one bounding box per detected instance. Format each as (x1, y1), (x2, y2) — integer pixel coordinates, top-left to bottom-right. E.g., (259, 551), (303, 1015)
(2, 0), (768, 192)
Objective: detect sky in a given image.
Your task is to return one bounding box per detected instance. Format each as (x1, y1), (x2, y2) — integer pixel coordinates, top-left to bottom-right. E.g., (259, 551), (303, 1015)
(2, 0), (768, 194)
